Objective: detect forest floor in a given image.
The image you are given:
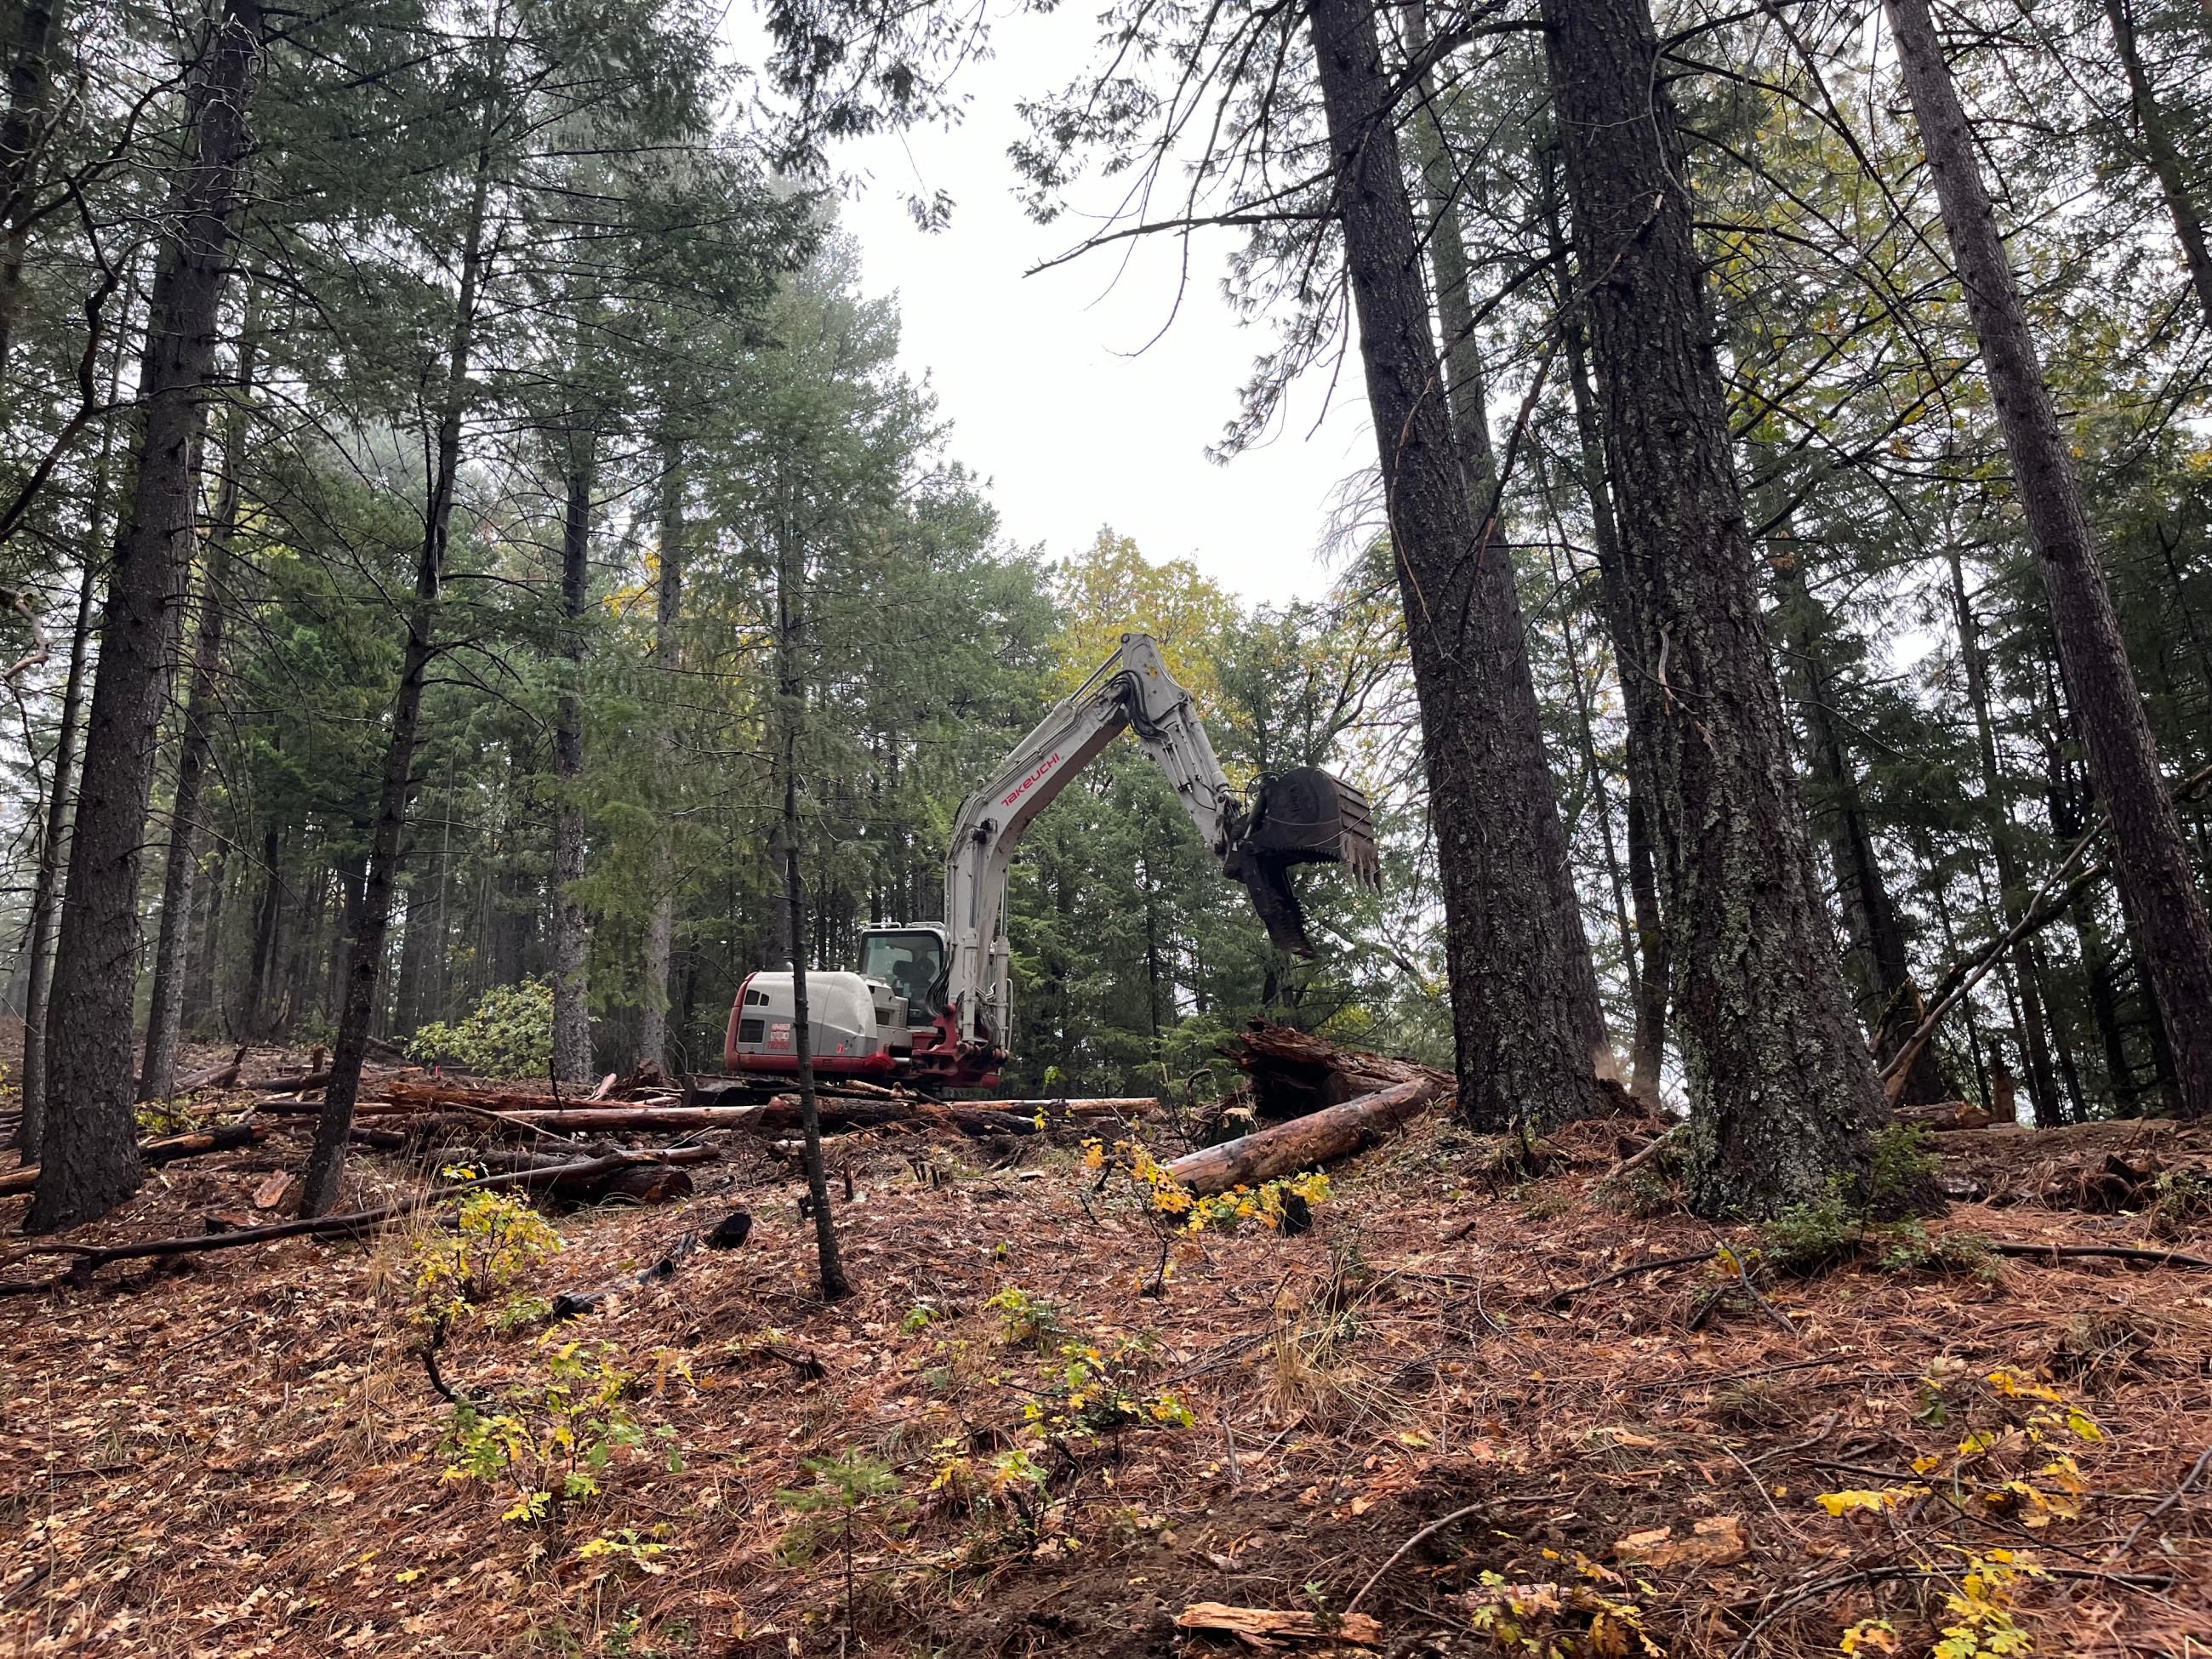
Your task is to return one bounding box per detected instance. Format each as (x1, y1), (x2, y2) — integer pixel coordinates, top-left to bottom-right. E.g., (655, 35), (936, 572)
(3, 1054), (2210, 1657)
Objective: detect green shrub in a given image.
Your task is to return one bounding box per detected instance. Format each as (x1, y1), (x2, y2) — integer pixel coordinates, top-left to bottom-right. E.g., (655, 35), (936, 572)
(1864, 1122), (1939, 1214)
(442, 1341), (678, 1524)
(2149, 1168), (2212, 1240)
(1763, 1186), (1861, 1275)
(983, 1286), (1065, 1350)
(408, 979), (554, 1078)
(412, 1186), (564, 1329)
(1874, 1219), (1996, 1278)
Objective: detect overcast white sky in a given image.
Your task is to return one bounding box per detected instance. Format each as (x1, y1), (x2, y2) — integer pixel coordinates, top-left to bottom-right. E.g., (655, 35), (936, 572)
(742, 7), (1377, 605)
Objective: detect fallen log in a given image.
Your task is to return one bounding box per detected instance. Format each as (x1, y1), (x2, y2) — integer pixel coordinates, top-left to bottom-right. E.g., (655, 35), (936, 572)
(743, 1096), (1040, 1137)
(1892, 1098), (1993, 1132)
(960, 1097), (1159, 1118)
(172, 1045), (250, 1094)
(0, 1123), (268, 1198)
(0, 1149), (718, 1297)
(1165, 1075), (1450, 1195)
(247, 1067), (332, 1094)
(379, 1080), (597, 1115)
(1230, 1020), (1448, 1120)
(1989, 1240), (2212, 1270)
(686, 1074), (903, 1105)
(467, 1097), (1038, 1137)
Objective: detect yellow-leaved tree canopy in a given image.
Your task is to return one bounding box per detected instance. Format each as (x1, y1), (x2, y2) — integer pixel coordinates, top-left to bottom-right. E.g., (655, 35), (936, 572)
(1047, 528), (1242, 709)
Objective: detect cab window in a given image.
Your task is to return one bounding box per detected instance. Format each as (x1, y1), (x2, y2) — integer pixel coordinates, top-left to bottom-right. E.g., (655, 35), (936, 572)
(858, 931), (945, 1018)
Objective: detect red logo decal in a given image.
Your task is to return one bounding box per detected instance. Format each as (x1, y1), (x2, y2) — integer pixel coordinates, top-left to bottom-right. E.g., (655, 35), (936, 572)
(1002, 750), (1063, 807)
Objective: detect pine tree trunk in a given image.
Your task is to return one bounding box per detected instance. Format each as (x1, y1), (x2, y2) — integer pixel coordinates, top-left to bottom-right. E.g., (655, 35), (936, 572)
(1402, 0), (1491, 483)
(140, 294), (258, 1101)
(637, 436), (682, 1070)
(242, 822), (280, 1035)
(392, 887), (424, 1032)
(1308, 0), (1607, 1132)
(20, 544), (101, 1160)
(7, 91), (126, 1162)
(2104, 0), (2212, 331)
(2042, 949), (2092, 1121)
(281, 864), (319, 1035)
(1540, 0), (1886, 1212)
(1948, 543), (2066, 1126)
(2080, 919), (2142, 1112)
(1773, 549), (1948, 1105)
(329, 840), (367, 1031)
(1890, 0), (2212, 1120)
(183, 838), (224, 1029)
(299, 123), (493, 1217)
(1558, 564), (1639, 1025)
(0, 0), (66, 369)
(1548, 168), (1667, 1105)
(30, 0), (263, 1232)
(548, 425), (595, 1083)
(777, 505), (847, 1302)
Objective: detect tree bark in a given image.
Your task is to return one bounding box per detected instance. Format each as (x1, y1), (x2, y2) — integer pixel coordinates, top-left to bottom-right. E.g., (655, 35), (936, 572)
(241, 821), (279, 1034)
(1555, 539), (1639, 1034)
(140, 291), (258, 1101)
(1889, 0), (2212, 1120)
(393, 875), (434, 1032)
(549, 424), (595, 1083)
(298, 112), (494, 1217)
(2103, 0), (2212, 332)
(0, 0), (65, 368)
(637, 433), (682, 1070)
(30, 0), (263, 1231)
(19, 466), (109, 1160)
(1540, 0), (1886, 1214)
(1307, 0), (1608, 1132)
(1947, 543), (2066, 1126)
(1401, 0), (1491, 486)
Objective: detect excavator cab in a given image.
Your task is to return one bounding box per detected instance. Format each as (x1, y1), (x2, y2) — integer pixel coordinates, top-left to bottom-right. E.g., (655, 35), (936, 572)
(856, 926), (948, 1020)
(1225, 766), (1382, 957)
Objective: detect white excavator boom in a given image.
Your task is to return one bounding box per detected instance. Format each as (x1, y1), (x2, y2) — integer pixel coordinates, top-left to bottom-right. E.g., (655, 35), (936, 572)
(727, 632), (1379, 1087)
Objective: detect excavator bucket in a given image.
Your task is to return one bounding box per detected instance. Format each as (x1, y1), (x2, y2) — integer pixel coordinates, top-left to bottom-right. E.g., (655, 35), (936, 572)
(1228, 766), (1382, 956)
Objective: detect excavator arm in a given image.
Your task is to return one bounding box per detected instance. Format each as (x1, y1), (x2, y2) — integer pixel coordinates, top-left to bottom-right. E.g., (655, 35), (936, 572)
(939, 632), (1379, 1054)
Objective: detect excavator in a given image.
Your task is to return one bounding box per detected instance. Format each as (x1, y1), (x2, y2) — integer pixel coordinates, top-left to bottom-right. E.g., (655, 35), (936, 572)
(724, 632), (1380, 1090)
